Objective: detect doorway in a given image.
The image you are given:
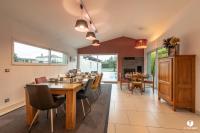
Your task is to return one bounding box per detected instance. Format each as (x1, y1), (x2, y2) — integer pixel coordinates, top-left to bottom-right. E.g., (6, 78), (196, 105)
(79, 54), (118, 82)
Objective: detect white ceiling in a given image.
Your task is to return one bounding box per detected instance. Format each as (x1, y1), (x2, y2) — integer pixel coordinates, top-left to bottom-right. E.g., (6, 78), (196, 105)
(0, 0), (191, 48)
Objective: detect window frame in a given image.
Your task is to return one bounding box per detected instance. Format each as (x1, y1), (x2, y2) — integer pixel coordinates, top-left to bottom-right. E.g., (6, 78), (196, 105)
(50, 50), (68, 65)
(12, 40), (68, 66)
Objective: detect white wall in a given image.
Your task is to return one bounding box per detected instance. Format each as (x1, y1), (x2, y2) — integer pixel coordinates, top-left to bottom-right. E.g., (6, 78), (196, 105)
(145, 0), (200, 113)
(0, 15), (77, 113)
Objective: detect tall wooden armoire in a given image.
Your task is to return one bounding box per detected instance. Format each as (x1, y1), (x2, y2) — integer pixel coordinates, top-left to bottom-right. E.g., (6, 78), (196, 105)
(158, 55), (195, 112)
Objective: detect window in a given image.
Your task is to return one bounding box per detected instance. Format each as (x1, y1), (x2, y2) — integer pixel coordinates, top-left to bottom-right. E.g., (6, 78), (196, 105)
(51, 50), (67, 64)
(13, 41), (68, 65)
(158, 47), (168, 58)
(14, 42), (50, 64)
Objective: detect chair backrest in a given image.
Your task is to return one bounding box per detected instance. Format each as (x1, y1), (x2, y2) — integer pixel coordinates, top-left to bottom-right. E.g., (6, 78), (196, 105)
(26, 85), (55, 110)
(99, 73), (103, 82)
(91, 75), (101, 90)
(84, 79), (94, 93)
(35, 77), (48, 84)
(132, 74), (138, 81)
(138, 74), (144, 82)
(132, 73), (144, 82)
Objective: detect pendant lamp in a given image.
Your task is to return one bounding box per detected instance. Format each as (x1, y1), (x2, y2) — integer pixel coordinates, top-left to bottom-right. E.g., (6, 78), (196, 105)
(92, 39), (100, 46)
(75, 19), (89, 32)
(86, 31), (96, 40)
(135, 39), (147, 49)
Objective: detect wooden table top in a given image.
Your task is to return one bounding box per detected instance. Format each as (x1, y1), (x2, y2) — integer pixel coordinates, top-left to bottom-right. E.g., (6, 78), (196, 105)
(38, 78), (91, 91)
(39, 82), (83, 95)
(50, 82), (80, 89)
(38, 82), (82, 91)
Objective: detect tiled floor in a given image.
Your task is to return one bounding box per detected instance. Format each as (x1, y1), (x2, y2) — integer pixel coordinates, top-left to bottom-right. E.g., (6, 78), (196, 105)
(102, 72), (117, 82)
(107, 84), (200, 133)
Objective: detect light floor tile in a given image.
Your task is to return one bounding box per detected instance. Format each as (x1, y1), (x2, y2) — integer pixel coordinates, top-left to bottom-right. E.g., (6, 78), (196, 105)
(181, 129), (200, 133)
(148, 127), (182, 133)
(107, 123), (115, 133)
(107, 83), (200, 133)
(127, 111), (159, 127)
(116, 124), (149, 133)
(109, 110), (130, 124)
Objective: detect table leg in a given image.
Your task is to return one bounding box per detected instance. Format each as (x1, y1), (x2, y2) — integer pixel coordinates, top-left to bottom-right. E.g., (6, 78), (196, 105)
(25, 91), (37, 125)
(66, 90), (76, 129)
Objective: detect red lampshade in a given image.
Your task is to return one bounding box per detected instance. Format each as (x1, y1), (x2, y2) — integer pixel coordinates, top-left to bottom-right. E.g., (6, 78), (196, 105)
(135, 39), (148, 49)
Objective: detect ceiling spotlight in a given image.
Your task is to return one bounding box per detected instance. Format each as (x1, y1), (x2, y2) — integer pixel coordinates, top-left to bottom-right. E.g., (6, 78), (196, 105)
(92, 40), (100, 46)
(75, 19), (89, 32)
(86, 32), (96, 40)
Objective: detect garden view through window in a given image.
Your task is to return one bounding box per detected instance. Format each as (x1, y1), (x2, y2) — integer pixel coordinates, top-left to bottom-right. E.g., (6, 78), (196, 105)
(79, 54), (117, 82)
(13, 41), (67, 64)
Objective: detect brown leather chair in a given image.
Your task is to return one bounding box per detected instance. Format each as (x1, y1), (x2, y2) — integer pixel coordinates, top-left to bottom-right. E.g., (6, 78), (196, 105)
(26, 85), (65, 132)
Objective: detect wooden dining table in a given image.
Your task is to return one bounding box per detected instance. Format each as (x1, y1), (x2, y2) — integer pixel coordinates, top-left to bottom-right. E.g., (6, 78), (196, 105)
(25, 80), (87, 130)
(126, 74), (155, 93)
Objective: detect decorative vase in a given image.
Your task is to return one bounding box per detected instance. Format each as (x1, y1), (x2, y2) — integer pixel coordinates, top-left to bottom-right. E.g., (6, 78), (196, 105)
(168, 45), (179, 57)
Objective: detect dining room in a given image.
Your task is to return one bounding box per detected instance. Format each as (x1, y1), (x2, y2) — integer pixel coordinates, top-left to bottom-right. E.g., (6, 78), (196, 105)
(1, 0), (200, 133)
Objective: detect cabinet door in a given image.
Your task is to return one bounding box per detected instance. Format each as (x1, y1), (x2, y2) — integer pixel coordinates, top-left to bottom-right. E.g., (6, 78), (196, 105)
(174, 56), (195, 110)
(158, 58), (173, 103)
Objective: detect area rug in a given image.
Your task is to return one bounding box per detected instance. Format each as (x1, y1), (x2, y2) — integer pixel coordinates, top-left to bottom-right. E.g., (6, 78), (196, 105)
(0, 84), (112, 133)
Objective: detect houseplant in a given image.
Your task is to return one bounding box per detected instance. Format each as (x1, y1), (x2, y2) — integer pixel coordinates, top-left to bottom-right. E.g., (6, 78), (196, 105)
(163, 36), (180, 56)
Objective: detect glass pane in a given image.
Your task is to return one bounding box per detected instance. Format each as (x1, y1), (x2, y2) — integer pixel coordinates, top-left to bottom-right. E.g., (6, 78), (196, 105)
(150, 51), (156, 76)
(158, 47), (168, 58)
(79, 54), (118, 82)
(14, 42), (49, 64)
(51, 50), (67, 64)
(99, 55), (117, 72)
(147, 52), (151, 75)
(79, 55), (99, 72)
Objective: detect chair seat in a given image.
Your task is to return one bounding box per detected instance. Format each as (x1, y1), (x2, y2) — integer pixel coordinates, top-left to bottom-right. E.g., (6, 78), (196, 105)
(77, 89), (85, 93)
(52, 97), (65, 109)
(77, 92), (87, 99)
(132, 81), (142, 85)
(53, 94), (65, 101)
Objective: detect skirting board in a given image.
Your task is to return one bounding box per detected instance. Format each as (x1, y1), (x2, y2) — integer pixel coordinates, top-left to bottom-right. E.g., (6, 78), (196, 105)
(0, 100), (25, 116)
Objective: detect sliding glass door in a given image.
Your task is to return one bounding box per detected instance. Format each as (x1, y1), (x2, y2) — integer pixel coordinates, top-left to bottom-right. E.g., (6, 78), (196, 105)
(79, 54), (118, 82)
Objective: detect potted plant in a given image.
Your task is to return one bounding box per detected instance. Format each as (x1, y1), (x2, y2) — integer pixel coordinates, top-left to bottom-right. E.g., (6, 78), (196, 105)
(163, 36), (180, 56)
